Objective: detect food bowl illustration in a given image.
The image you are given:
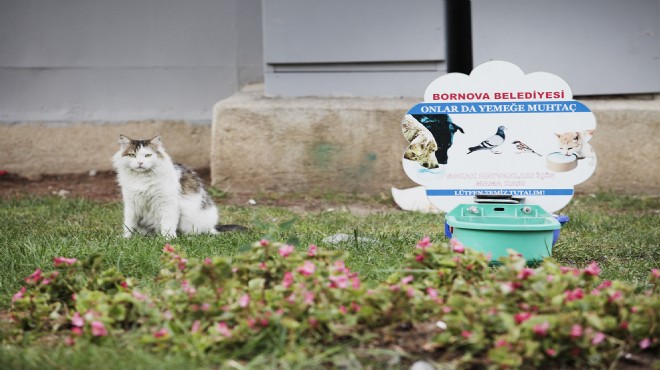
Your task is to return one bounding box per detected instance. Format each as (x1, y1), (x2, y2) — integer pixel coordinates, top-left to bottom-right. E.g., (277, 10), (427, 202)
(546, 152), (578, 172)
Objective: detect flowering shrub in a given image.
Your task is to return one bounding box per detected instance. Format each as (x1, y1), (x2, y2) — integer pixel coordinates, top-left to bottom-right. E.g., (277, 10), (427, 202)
(10, 255), (151, 344)
(6, 238), (659, 368)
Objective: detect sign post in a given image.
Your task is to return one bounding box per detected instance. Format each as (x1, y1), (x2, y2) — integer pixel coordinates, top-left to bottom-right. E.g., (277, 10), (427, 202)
(401, 61), (597, 262)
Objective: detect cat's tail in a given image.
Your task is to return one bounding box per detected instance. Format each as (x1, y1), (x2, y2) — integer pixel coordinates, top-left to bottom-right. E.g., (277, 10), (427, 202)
(215, 224), (249, 233)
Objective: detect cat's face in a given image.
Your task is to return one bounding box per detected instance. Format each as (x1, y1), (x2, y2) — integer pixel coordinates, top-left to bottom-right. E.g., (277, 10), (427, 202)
(115, 135), (164, 173)
(555, 131), (582, 156)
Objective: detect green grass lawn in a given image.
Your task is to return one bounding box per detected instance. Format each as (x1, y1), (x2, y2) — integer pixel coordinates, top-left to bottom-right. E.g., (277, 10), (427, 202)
(0, 192), (658, 369)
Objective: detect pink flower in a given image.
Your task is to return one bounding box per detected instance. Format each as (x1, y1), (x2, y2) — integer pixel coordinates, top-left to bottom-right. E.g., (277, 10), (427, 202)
(451, 239), (465, 253)
(570, 324), (583, 338)
(181, 280), (196, 296)
(297, 261), (316, 276)
(546, 274), (554, 282)
(153, 328), (168, 338)
(303, 291), (315, 305)
(25, 268), (43, 284)
(278, 244), (295, 258)
(545, 348), (557, 357)
(592, 331), (606, 345)
(351, 302), (361, 312)
(514, 312), (533, 325)
(53, 257), (77, 266)
(565, 288), (584, 302)
(163, 244), (175, 253)
(416, 236), (431, 250)
(339, 305), (347, 314)
(596, 280), (612, 291)
(517, 268), (535, 280)
(238, 293), (250, 308)
(216, 322), (232, 337)
(501, 281), (523, 294)
(639, 338), (652, 349)
(608, 291), (623, 302)
(71, 327), (83, 336)
(533, 321), (550, 336)
(351, 275), (361, 289)
(12, 286), (26, 302)
(427, 287), (438, 299)
(191, 320), (201, 333)
(177, 257), (188, 271)
(204, 258), (212, 265)
(259, 239), (269, 246)
(495, 339), (508, 348)
(461, 330), (472, 338)
(583, 261), (601, 276)
(329, 274), (350, 289)
(652, 269), (660, 279)
(286, 292), (297, 303)
(334, 260), (349, 274)
(90, 321), (108, 337)
(415, 254), (425, 262)
(401, 275), (414, 285)
(282, 271), (294, 289)
(407, 287), (415, 298)
(132, 290), (147, 301)
(307, 244), (318, 257)
(71, 312), (84, 327)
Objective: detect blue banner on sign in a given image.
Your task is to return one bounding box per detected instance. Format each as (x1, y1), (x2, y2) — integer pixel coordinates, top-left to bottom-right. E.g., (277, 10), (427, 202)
(426, 189), (575, 196)
(408, 101), (591, 115)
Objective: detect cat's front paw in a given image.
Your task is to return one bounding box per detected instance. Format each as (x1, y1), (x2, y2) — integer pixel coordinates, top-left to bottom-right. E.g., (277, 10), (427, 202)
(162, 230), (177, 240)
(123, 231), (133, 239)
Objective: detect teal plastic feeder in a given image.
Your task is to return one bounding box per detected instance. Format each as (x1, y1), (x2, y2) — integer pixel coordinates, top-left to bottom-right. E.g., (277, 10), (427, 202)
(445, 204), (561, 263)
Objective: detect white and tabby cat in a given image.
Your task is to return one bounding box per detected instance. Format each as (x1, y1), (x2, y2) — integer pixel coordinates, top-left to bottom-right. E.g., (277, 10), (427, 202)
(112, 134), (243, 239)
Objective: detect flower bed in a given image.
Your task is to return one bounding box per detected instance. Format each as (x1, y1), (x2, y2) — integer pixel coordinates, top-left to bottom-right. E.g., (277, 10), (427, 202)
(7, 238), (659, 369)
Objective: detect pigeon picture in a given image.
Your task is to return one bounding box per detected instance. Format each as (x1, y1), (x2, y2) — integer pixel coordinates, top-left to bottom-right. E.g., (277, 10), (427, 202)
(467, 125), (507, 154)
(512, 140), (542, 156)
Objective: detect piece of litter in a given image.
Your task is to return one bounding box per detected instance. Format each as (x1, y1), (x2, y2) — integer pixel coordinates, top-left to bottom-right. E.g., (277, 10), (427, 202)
(248, 199), (257, 205)
(322, 233), (377, 245)
(391, 186), (441, 213)
(435, 321), (448, 330)
(410, 361), (437, 370)
(53, 189), (71, 198)
(88, 169), (97, 177)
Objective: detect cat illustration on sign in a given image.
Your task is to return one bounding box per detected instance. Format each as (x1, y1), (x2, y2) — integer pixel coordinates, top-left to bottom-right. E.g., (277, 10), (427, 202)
(555, 130), (595, 165)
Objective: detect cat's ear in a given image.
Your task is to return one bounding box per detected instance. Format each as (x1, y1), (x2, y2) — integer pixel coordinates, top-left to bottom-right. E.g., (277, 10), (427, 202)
(118, 134), (132, 149)
(554, 133), (561, 139)
(150, 135), (163, 148)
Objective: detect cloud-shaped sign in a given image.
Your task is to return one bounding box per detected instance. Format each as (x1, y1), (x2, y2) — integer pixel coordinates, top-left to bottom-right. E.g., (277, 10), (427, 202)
(402, 61), (597, 213)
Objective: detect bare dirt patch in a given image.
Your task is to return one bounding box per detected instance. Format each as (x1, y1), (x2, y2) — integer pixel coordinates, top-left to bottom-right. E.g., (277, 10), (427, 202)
(0, 169), (397, 214)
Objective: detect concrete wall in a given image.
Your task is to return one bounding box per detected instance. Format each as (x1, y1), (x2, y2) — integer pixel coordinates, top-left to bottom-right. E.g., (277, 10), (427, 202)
(212, 85), (660, 196)
(0, 0), (263, 122)
(0, 0), (262, 177)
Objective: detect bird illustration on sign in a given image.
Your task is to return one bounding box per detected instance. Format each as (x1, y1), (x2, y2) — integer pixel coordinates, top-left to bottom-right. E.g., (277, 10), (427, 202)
(466, 125), (507, 154)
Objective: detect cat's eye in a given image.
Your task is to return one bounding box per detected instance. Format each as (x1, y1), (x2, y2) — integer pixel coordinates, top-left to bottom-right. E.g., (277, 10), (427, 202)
(145, 154), (152, 157)
(126, 153), (136, 157)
